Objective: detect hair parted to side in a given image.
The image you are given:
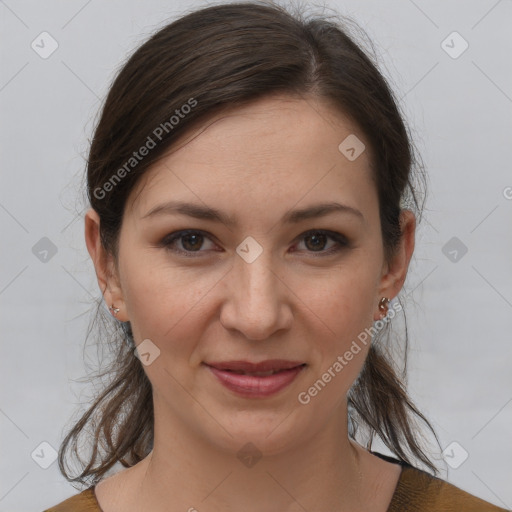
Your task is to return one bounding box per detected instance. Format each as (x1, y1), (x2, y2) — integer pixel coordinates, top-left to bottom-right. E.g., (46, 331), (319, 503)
(59, 1), (441, 488)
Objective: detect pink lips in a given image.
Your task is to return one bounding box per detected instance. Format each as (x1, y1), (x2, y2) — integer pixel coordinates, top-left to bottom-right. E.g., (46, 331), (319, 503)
(204, 360), (306, 398)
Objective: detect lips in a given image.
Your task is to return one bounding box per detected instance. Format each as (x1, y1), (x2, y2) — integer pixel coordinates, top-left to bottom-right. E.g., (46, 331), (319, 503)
(204, 360), (306, 398)
(206, 359), (305, 374)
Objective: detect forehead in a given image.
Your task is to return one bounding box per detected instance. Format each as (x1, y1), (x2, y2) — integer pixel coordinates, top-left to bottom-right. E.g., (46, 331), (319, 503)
(128, 95), (376, 222)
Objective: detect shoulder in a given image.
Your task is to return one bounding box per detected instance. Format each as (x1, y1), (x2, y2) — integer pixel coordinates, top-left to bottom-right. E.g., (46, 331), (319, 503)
(43, 487), (100, 512)
(389, 465), (510, 512)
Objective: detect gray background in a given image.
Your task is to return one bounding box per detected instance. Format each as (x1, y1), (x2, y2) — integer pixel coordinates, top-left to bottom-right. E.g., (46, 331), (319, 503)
(1, 0), (511, 510)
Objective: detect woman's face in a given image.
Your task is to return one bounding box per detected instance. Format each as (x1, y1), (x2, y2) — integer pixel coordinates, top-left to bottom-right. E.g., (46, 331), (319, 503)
(88, 95), (414, 456)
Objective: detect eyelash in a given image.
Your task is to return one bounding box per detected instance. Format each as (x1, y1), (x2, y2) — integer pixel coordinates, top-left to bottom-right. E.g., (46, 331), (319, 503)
(159, 229), (349, 258)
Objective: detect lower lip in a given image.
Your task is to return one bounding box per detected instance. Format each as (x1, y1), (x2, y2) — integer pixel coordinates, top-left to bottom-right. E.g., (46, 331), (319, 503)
(206, 364), (305, 398)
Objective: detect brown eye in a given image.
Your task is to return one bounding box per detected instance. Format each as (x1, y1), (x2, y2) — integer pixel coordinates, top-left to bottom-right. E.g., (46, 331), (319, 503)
(294, 230), (349, 256)
(304, 232), (328, 251)
(180, 233), (204, 251)
(161, 230), (217, 256)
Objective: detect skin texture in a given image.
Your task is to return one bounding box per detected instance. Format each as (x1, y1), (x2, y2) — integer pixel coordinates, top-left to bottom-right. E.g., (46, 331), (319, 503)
(85, 95), (415, 512)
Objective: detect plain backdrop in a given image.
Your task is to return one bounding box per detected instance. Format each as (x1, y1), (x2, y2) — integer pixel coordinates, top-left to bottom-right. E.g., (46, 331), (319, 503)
(1, 1), (511, 510)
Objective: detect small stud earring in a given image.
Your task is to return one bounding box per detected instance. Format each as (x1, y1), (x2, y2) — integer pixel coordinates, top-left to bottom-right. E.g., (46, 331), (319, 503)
(378, 297), (390, 319)
(109, 304), (120, 316)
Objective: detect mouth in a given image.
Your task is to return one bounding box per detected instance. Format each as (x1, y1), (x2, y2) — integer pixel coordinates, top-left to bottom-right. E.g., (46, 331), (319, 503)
(204, 360), (307, 398)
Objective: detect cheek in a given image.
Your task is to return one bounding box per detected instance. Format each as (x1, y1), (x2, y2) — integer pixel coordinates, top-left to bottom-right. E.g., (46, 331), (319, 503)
(297, 264), (378, 394)
(307, 265), (377, 340)
(120, 249), (213, 347)
(301, 289), (374, 401)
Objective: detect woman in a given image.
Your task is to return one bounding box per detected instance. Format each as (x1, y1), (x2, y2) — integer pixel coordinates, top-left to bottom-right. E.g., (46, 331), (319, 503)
(44, 2), (509, 511)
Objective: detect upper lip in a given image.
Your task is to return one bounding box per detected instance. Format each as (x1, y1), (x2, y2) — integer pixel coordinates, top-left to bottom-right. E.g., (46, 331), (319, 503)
(205, 360), (305, 372)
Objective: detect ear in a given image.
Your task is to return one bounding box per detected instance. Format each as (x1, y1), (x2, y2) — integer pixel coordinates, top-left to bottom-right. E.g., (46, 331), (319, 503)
(374, 209), (416, 321)
(84, 208), (128, 322)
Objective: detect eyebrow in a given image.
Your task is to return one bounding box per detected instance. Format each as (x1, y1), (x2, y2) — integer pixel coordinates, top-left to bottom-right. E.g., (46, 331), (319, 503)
(141, 200), (364, 226)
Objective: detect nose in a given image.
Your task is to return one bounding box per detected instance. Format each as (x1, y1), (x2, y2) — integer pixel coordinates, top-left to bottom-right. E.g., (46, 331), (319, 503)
(219, 249), (293, 341)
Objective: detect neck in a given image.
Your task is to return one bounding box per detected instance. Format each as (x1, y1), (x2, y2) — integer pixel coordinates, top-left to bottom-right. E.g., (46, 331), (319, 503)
(130, 403), (370, 512)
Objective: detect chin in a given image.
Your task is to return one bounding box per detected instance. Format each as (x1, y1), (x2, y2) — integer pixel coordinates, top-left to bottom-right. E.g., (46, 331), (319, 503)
(204, 407), (307, 457)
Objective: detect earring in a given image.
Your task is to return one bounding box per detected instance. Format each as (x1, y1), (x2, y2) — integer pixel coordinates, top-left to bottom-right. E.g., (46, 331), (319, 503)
(109, 304), (120, 316)
(378, 297), (390, 319)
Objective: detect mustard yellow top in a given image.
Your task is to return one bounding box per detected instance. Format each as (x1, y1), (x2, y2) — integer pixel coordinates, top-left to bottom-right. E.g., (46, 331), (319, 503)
(44, 453), (510, 511)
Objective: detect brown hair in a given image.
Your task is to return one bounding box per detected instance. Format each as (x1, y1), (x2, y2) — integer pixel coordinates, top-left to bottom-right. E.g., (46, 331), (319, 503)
(59, 1), (440, 487)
